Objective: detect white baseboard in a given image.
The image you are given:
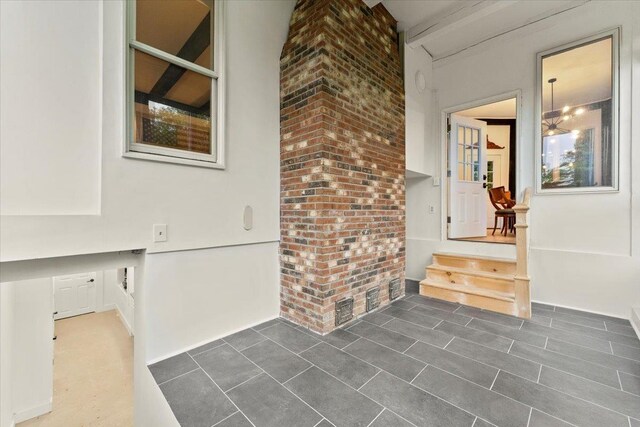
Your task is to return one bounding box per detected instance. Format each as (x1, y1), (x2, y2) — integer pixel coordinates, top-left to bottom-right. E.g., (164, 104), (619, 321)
(115, 305), (134, 337)
(631, 306), (640, 339)
(14, 401), (51, 424)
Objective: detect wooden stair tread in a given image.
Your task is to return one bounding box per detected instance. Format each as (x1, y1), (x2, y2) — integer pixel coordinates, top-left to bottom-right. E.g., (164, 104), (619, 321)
(426, 264), (514, 281)
(420, 278), (515, 302)
(433, 252), (516, 265)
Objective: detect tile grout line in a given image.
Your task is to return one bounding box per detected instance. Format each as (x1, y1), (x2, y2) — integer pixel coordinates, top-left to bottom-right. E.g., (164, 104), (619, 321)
(409, 364), (429, 384)
(471, 417), (477, 427)
(525, 407), (533, 427)
(372, 307), (444, 331)
(489, 369), (501, 390)
(544, 336), (548, 350)
(225, 371), (266, 393)
(156, 367), (201, 386)
(364, 408), (385, 427)
(187, 353), (258, 427)
(533, 366), (640, 419)
(443, 336), (456, 349)
(282, 365), (314, 386)
(225, 338), (327, 423)
(210, 410), (239, 427)
(189, 340), (227, 357)
(357, 370), (382, 391)
(536, 364), (542, 383)
(617, 370), (623, 390)
(403, 340), (420, 354)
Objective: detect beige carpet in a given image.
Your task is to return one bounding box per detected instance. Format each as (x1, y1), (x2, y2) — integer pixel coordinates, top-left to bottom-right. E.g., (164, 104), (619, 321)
(18, 310), (133, 427)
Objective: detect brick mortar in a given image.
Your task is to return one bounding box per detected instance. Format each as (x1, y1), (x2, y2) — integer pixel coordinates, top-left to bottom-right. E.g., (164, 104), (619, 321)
(280, 0), (405, 334)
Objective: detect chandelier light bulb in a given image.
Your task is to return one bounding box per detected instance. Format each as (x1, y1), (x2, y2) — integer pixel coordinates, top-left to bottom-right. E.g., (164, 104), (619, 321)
(575, 108), (585, 115)
(562, 105), (570, 113)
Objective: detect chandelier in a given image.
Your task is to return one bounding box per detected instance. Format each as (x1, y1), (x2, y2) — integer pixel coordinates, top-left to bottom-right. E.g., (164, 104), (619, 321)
(542, 78), (584, 137)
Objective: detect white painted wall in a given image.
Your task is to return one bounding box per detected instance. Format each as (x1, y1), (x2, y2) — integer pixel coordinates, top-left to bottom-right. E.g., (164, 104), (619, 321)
(0, 284), (14, 427)
(1, 0), (293, 425)
(404, 44), (434, 176)
(0, 0), (291, 262)
(407, 1), (640, 317)
(144, 243), (280, 362)
(10, 279), (54, 423)
(0, 0), (102, 216)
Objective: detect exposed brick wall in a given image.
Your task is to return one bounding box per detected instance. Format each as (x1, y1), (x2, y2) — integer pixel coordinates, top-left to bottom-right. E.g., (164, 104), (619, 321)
(280, 0), (405, 334)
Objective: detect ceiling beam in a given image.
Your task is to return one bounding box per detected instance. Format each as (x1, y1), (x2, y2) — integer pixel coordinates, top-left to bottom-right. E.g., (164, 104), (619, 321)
(150, 13), (211, 98)
(431, 0), (589, 61)
(363, 0), (382, 8)
(406, 0), (519, 48)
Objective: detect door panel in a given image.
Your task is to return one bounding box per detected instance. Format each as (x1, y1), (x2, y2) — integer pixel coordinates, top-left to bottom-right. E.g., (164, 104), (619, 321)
(54, 273), (96, 320)
(449, 114), (487, 238)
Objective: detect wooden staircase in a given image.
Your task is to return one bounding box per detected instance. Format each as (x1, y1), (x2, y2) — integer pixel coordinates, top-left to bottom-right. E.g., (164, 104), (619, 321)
(420, 253), (523, 316)
(420, 189), (532, 319)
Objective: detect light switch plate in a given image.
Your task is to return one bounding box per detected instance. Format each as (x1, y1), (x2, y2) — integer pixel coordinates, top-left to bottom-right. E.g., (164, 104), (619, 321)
(433, 177), (441, 186)
(429, 205), (436, 214)
(153, 224), (167, 242)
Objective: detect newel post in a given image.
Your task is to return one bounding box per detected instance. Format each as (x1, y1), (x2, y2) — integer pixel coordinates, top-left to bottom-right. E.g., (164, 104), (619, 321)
(513, 188), (532, 319)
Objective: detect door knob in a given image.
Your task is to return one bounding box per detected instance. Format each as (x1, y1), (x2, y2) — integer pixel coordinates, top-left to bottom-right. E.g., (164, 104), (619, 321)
(87, 278), (95, 283)
(483, 183), (488, 188)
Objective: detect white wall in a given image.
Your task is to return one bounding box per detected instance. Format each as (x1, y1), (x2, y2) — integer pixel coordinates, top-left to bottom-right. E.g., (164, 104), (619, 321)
(10, 279), (54, 423)
(0, 0), (294, 425)
(0, 284), (14, 427)
(144, 243), (280, 362)
(407, 1), (640, 317)
(0, 1), (102, 216)
(0, 0), (291, 262)
(404, 44), (434, 176)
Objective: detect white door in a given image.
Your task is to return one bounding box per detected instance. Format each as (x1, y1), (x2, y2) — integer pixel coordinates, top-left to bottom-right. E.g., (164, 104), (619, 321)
(53, 272), (96, 320)
(449, 114), (487, 238)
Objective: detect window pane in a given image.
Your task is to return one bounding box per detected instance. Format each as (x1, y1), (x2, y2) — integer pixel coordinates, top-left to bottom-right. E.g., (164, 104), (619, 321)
(136, 0), (214, 70)
(540, 35), (614, 189)
(133, 50), (212, 154)
(465, 163), (473, 181)
(458, 163), (465, 181)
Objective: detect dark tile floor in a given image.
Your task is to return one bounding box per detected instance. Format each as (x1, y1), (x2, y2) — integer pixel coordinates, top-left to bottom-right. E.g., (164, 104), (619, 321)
(150, 284), (640, 427)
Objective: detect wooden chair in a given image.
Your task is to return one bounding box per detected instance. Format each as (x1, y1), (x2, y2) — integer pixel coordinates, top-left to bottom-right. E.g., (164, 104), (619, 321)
(488, 186), (516, 236)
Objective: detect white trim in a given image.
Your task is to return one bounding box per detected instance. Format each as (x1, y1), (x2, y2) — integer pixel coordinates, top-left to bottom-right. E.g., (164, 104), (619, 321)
(14, 401), (52, 424)
(534, 28), (620, 195)
(439, 90), (522, 242)
(115, 301), (134, 337)
(123, 0), (226, 169)
(631, 306), (640, 339)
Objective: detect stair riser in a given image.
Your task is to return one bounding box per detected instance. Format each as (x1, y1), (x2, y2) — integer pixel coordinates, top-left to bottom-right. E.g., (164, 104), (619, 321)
(433, 255), (516, 275)
(420, 284), (519, 317)
(425, 269), (514, 294)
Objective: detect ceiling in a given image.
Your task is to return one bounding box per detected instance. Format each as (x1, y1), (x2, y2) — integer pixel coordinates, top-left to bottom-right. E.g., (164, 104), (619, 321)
(379, 0), (589, 60)
(542, 37), (612, 111)
(457, 98), (517, 119)
(135, 0), (213, 110)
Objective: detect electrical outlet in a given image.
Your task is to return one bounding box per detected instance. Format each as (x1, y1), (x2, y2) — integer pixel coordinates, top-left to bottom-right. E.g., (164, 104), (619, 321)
(433, 177), (441, 186)
(429, 205), (436, 214)
(153, 224), (167, 242)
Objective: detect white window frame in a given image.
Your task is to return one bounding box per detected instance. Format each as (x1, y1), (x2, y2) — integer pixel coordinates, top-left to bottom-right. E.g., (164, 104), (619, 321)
(123, 0), (225, 169)
(535, 28), (619, 194)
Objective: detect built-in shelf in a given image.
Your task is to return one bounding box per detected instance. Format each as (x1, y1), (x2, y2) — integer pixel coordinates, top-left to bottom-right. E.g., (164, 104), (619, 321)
(406, 169), (431, 179)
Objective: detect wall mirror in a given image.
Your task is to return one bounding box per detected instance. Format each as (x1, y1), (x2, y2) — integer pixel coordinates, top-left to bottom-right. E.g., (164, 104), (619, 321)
(537, 29), (618, 193)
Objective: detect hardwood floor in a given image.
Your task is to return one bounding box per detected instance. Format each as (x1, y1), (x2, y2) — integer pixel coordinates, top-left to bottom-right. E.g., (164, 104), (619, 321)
(454, 228), (516, 245)
(18, 310), (133, 427)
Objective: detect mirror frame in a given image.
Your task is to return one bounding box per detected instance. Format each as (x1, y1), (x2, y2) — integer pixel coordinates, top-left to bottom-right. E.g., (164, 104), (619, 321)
(535, 28), (620, 195)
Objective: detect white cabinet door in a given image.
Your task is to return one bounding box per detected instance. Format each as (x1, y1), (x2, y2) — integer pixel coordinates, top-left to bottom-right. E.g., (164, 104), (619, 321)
(449, 114), (487, 238)
(53, 273), (96, 320)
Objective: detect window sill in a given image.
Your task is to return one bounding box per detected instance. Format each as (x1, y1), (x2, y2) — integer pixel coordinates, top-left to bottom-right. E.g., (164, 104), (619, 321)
(123, 151), (225, 170)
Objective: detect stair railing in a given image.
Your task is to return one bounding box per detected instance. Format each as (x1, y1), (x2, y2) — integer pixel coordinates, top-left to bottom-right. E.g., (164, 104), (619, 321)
(513, 187), (532, 318)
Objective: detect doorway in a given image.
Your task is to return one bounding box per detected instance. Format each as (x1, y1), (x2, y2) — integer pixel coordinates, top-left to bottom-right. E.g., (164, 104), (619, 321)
(16, 267), (135, 426)
(445, 96), (518, 245)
